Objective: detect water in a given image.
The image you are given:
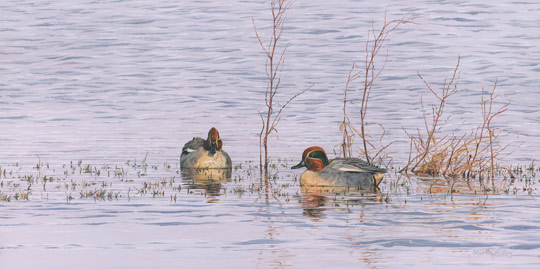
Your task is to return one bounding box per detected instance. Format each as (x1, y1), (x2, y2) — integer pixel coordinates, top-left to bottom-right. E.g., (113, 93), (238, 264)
(1, 0), (539, 267)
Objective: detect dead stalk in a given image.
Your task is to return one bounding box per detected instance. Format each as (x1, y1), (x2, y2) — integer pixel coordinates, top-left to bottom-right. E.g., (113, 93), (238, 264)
(258, 111), (265, 171)
(409, 56), (460, 172)
(341, 63), (361, 158)
(484, 81), (509, 180)
(401, 56), (511, 181)
(341, 13), (418, 163)
(253, 0), (310, 171)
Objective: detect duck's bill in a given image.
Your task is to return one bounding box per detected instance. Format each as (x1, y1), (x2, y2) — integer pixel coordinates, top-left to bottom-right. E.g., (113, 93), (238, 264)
(291, 160), (305, 169)
(209, 142), (217, 154)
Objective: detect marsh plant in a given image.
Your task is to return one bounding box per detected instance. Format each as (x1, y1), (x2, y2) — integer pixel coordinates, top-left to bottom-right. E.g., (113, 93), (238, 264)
(253, 0), (311, 172)
(339, 14), (417, 165)
(0, 155), (537, 204)
(400, 56), (513, 182)
(334, 14), (513, 184)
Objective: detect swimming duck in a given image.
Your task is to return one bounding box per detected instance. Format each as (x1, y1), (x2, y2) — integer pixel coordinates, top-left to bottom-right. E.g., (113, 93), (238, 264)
(180, 127), (232, 169)
(291, 146), (386, 189)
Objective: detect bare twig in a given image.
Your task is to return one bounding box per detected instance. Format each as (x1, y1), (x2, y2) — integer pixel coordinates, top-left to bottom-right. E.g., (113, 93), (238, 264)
(406, 56), (460, 172)
(258, 111), (265, 171)
(341, 13), (418, 164)
(341, 63), (362, 158)
(253, 0), (308, 171)
(401, 57), (511, 181)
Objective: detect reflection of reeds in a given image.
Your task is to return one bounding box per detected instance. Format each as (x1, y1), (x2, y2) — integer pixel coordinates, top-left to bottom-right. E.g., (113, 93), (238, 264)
(340, 14), (417, 164)
(401, 57), (512, 181)
(253, 0), (311, 172)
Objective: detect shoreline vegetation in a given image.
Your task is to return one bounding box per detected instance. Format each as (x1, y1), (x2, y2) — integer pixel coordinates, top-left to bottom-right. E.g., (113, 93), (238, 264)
(1, 2), (536, 203)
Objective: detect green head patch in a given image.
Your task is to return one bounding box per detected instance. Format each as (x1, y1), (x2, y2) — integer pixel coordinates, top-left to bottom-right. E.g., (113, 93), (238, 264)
(308, 150), (329, 166)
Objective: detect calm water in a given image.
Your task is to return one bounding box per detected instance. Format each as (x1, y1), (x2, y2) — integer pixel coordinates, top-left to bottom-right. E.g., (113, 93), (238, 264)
(1, 0), (540, 268)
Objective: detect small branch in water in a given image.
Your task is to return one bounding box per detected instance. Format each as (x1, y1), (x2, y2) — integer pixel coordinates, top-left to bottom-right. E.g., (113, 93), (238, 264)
(253, 0), (309, 172)
(340, 13), (418, 164)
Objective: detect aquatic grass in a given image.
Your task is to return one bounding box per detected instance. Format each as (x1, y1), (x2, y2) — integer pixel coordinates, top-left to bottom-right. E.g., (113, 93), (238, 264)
(0, 156), (535, 204)
(0, 191), (11, 202)
(7, 188), (31, 201)
(79, 188), (120, 201)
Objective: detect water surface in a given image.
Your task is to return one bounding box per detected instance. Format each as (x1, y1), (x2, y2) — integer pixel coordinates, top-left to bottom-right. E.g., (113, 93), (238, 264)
(1, 0), (539, 267)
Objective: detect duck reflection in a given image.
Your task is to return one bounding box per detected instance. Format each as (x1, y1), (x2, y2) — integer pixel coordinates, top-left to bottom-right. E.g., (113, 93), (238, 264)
(299, 185), (382, 220)
(300, 193), (328, 219)
(181, 168), (232, 200)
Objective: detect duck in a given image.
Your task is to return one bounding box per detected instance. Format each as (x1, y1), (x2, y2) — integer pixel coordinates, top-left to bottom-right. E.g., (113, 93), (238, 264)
(291, 146), (386, 189)
(180, 127), (232, 169)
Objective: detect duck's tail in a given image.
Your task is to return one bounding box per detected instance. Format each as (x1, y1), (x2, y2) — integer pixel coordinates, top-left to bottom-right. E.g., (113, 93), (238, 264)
(373, 172), (385, 187)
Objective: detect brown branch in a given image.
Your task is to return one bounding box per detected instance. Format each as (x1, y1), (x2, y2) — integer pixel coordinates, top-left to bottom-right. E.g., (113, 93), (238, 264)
(341, 63), (361, 158)
(254, 0), (307, 171)
(270, 83), (314, 133)
(409, 56), (461, 172)
(358, 13), (418, 164)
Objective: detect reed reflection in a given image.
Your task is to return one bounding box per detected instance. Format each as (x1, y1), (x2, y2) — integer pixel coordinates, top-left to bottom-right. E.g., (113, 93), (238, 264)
(408, 174), (512, 196)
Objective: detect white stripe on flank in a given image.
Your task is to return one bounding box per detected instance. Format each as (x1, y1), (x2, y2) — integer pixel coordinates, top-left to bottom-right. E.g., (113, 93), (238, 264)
(337, 167), (366, 172)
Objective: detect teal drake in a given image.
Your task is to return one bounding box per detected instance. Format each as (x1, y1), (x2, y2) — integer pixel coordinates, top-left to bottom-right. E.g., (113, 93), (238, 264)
(180, 127), (232, 169)
(291, 146), (386, 189)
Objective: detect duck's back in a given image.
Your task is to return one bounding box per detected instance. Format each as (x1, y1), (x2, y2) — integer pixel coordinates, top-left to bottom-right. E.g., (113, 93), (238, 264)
(300, 158), (386, 189)
(328, 158), (387, 174)
(300, 169), (374, 189)
(181, 137), (205, 157)
(180, 137), (231, 169)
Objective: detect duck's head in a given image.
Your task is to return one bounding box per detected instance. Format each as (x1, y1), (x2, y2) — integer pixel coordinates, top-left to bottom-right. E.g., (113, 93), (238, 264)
(204, 127), (223, 155)
(291, 146), (329, 172)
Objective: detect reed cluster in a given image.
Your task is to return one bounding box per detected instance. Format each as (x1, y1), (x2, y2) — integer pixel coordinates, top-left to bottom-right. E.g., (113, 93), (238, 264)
(399, 57), (513, 182)
(335, 13), (515, 182)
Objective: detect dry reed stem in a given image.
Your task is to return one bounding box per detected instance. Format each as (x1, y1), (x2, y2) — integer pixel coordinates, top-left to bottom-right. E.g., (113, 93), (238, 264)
(340, 13), (418, 164)
(253, 0), (310, 171)
(408, 56), (461, 172)
(341, 63), (362, 158)
(401, 57), (511, 181)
